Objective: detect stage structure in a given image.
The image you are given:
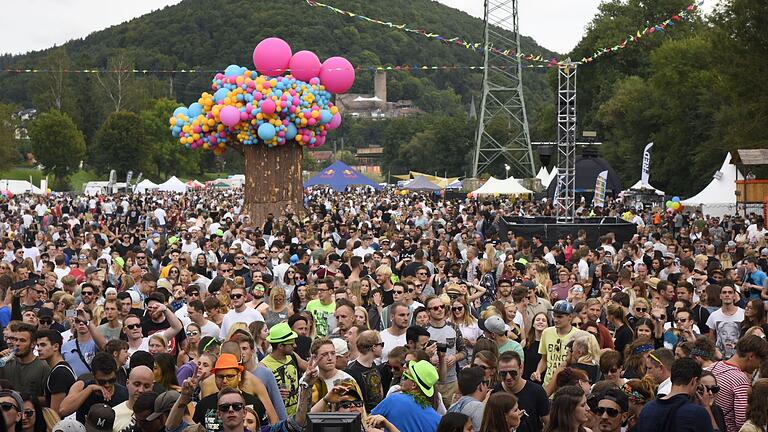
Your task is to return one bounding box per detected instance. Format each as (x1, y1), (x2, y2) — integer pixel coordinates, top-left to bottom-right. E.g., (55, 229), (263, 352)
(472, 0), (535, 179)
(555, 61), (578, 222)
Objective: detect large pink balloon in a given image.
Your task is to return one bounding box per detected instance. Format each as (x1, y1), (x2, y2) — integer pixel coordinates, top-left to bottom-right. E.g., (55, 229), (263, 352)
(220, 105), (240, 127)
(319, 57), (355, 94)
(289, 51), (321, 82)
(252, 38), (292, 76)
(327, 112), (342, 130)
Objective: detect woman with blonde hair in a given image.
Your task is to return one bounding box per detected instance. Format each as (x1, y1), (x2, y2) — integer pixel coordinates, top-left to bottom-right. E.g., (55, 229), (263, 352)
(148, 333), (169, 354)
(264, 287), (290, 328)
(533, 262), (553, 293)
(346, 280), (363, 307)
(354, 306), (371, 330)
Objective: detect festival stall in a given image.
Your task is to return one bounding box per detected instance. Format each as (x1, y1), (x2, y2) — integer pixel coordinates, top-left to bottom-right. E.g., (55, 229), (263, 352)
(682, 153), (741, 217)
(186, 180), (205, 190)
(0, 179), (43, 195)
(470, 177), (533, 197)
(403, 176), (442, 192)
(134, 179), (160, 194)
(304, 160), (381, 192)
(158, 176), (188, 193)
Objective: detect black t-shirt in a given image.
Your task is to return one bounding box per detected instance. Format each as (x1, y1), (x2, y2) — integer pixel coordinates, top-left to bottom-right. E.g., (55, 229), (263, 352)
(492, 381), (549, 432)
(522, 340), (541, 381)
(294, 335), (312, 360)
(46, 361), (77, 406)
(76, 382), (128, 423)
(571, 363), (601, 384)
(141, 316), (186, 355)
(193, 391), (264, 431)
(345, 360), (384, 412)
(614, 324), (634, 359)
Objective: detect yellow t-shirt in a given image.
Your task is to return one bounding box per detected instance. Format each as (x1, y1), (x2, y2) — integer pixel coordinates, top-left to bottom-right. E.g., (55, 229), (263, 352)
(538, 326), (584, 386)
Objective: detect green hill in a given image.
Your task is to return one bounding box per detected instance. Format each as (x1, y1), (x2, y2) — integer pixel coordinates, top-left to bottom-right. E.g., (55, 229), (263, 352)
(0, 0), (556, 121)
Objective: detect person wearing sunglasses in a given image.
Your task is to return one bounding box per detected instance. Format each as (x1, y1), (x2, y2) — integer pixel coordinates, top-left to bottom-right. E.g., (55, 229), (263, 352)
(0, 389), (24, 432)
(694, 371), (727, 432)
(588, 388), (629, 432)
(425, 295), (468, 407)
(218, 286), (264, 340)
(492, 351), (549, 432)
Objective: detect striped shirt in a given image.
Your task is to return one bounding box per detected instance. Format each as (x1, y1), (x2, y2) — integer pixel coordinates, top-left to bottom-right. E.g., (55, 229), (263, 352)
(706, 361), (750, 432)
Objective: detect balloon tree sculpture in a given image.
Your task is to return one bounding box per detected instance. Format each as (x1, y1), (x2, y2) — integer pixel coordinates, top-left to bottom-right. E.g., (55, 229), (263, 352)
(169, 38), (354, 224)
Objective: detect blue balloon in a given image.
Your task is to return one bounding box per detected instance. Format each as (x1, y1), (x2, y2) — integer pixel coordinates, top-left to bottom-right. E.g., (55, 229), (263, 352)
(320, 109), (333, 124)
(672, 196), (680, 202)
(173, 107), (188, 117)
(188, 102), (203, 117)
(224, 64), (241, 77)
(258, 123), (276, 141)
(285, 123), (298, 140)
(214, 88), (230, 103)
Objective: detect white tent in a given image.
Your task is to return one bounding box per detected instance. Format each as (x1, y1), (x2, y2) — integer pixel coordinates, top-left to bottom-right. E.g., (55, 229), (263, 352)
(535, 167), (549, 182)
(186, 179), (205, 189)
(157, 176), (188, 193)
(627, 180), (665, 196)
(471, 176), (533, 196)
(134, 179), (160, 194)
(0, 179), (43, 195)
(681, 153), (742, 217)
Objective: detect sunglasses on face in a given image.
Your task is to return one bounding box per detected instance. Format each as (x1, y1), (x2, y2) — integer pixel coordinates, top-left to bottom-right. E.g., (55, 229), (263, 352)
(338, 400), (364, 409)
(229, 294), (243, 300)
(593, 407), (621, 417)
(473, 363), (490, 370)
(96, 376), (117, 386)
(499, 370), (518, 378)
(23, 409), (34, 418)
(635, 307), (647, 313)
(698, 385), (720, 394)
(0, 402), (17, 412)
(125, 323), (141, 330)
(81, 291), (94, 296)
(186, 330), (199, 337)
(217, 403), (244, 412)
(430, 305), (445, 311)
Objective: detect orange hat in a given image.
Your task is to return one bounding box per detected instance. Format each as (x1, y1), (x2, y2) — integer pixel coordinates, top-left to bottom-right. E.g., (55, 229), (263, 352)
(210, 353), (244, 373)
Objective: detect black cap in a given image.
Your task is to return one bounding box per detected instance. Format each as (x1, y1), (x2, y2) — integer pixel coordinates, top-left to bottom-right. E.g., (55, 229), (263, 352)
(144, 292), (165, 306)
(208, 276), (226, 294)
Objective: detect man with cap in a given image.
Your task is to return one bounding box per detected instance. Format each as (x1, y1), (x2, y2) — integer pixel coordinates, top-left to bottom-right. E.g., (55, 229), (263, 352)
(590, 388), (629, 432)
(111, 365), (155, 432)
(85, 403), (115, 432)
(0, 389), (24, 432)
(132, 391), (178, 432)
(531, 300), (586, 386)
(193, 353), (264, 431)
(261, 322), (301, 416)
(371, 360), (441, 432)
(141, 292), (184, 355)
(482, 315), (525, 359)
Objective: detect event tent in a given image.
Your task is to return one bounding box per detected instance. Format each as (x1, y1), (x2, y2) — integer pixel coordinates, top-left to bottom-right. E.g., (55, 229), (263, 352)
(0, 179), (42, 195)
(626, 180), (665, 196)
(134, 179), (160, 194)
(186, 180), (205, 189)
(682, 153), (742, 216)
(471, 176), (533, 196)
(542, 167), (558, 188)
(404, 176), (442, 191)
(304, 161), (382, 191)
(158, 176), (188, 193)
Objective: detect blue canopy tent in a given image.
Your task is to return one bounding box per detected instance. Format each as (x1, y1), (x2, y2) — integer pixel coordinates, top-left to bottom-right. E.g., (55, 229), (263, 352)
(304, 161), (382, 191)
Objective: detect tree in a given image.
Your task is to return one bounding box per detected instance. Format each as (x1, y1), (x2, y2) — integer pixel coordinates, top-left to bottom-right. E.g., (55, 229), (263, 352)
(334, 150), (358, 166)
(140, 98), (200, 179)
(28, 111), (85, 190)
(91, 111), (151, 177)
(95, 53), (135, 112)
(0, 104), (20, 172)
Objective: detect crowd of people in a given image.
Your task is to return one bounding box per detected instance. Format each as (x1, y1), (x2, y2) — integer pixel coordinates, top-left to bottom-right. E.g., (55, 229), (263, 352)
(0, 187), (766, 432)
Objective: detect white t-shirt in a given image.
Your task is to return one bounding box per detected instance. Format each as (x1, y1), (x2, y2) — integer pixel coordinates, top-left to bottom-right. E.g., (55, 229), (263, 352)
(379, 328), (406, 364)
(322, 370), (354, 391)
(706, 307), (744, 359)
(153, 208), (167, 225)
(199, 320), (221, 339)
(219, 308), (264, 339)
(112, 401), (133, 432)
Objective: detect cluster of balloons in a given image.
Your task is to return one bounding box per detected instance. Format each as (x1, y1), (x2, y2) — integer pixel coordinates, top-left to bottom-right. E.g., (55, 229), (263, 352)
(666, 196), (683, 212)
(0, 191), (13, 199)
(169, 37), (355, 154)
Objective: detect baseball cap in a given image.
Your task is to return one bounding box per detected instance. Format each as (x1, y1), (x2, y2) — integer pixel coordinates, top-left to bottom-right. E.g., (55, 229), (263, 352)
(145, 391), (179, 421)
(551, 300), (574, 315)
(85, 403), (115, 432)
(112, 257), (124, 269)
(53, 419), (86, 432)
(327, 253), (342, 262)
(144, 292), (165, 306)
(332, 338), (349, 356)
(481, 315), (507, 336)
(727, 240), (737, 248)
(37, 308), (54, 319)
(663, 252), (675, 259)
(85, 266), (99, 276)
(0, 390), (23, 412)
(761, 248), (768, 257)
(594, 388), (629, 413)
(643, 241), (653, 250)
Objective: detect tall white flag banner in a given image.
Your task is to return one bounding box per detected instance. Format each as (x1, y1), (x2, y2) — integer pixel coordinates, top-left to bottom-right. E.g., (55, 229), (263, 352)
(593, 170), (609, 207)
(641, 142), (653, 186)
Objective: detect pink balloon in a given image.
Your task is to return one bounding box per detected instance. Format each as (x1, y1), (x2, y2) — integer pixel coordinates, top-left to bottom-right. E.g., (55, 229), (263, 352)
(327, 112), (342, 130)
(319, 57), (355, 93)
(261, 99), (276, 115)
(252, 38), (292, 76)
(289, 50), (321, 81)
(220, 105), (240, 127)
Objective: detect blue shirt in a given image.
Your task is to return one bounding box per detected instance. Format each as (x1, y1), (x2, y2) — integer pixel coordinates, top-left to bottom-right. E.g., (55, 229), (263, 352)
(62, 338), (97, 378)
(746, 270), (767, 299)
(252, 364), (288, 420)
(371, 393), (440, 432)
(635, 394), (714, 432)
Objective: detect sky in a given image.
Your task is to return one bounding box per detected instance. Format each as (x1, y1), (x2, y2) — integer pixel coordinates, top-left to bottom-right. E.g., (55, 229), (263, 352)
(0, 0), (716, 56)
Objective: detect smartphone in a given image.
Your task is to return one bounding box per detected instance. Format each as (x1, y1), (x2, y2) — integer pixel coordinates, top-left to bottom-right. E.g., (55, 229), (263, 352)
(437, 343), (448, 353)
(65, 310), (76, 318)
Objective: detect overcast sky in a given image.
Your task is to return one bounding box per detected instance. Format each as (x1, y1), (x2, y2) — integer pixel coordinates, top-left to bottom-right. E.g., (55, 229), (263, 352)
(0, 0), (715, 56)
